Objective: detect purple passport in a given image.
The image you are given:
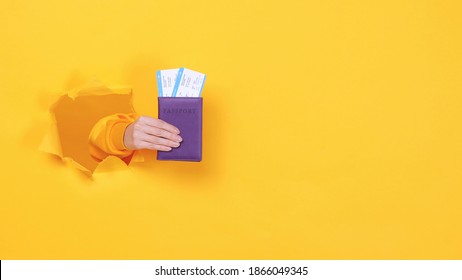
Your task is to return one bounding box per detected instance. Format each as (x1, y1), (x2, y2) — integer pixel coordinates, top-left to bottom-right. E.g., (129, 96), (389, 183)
(157, 97), (202, 162)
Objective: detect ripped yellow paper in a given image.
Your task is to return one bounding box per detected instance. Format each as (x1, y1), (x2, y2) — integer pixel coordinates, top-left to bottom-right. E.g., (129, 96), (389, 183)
(39, 80), (144, 175)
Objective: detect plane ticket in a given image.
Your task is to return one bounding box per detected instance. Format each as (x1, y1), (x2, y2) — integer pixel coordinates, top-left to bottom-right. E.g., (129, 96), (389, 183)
(157, 67), (206, 97)
(156, 68), (179, 97)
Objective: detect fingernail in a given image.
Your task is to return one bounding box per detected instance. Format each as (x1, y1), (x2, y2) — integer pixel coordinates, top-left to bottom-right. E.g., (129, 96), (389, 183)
(167, 147), (172, 151)
(174, 142), (180, 147)
(178, 136), (183, 142)
(176, 129), (180, 134)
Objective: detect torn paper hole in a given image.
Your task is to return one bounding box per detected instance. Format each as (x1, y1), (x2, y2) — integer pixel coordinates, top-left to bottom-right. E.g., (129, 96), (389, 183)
(39, 80), (145, 176)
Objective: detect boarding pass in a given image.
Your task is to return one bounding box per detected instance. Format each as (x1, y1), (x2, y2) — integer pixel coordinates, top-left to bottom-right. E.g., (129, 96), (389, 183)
(156, 67), (206, 97)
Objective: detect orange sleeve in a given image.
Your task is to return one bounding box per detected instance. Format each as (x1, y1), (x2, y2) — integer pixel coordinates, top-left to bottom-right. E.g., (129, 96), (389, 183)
(88, 113), (138, 163)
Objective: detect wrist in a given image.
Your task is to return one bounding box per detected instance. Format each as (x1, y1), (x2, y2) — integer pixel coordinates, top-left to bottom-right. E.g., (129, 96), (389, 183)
(112, 122), (132, 151)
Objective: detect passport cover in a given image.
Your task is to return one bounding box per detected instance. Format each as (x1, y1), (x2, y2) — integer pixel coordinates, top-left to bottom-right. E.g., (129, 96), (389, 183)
(157, 97), (202, 161)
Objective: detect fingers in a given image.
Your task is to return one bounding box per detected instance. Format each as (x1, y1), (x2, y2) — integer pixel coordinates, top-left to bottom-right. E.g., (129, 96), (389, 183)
(138, 116), (180, 134)
(136, 141), (173, 151)
(128, 116), (183, 151)
(138, 134), (180, 148)
(142, 126), (182, 143)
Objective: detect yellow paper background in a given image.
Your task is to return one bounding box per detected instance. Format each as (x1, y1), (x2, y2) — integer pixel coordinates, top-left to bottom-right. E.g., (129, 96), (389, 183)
(1, 0), (461, 259)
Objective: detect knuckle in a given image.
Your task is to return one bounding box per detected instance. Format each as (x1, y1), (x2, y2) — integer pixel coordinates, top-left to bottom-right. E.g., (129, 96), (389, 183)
(149, 118), (159, 125)
(133, 122), (142, 130)
(160, 123), (170, 130)
(153, 128), (163, 136)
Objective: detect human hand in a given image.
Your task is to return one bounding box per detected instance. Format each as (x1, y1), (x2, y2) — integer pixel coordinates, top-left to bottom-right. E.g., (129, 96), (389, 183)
(123, 116), (182, 151)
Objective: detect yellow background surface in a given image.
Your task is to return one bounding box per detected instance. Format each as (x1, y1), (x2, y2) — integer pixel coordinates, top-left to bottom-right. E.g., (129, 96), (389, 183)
(1, 0), (461, 259)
